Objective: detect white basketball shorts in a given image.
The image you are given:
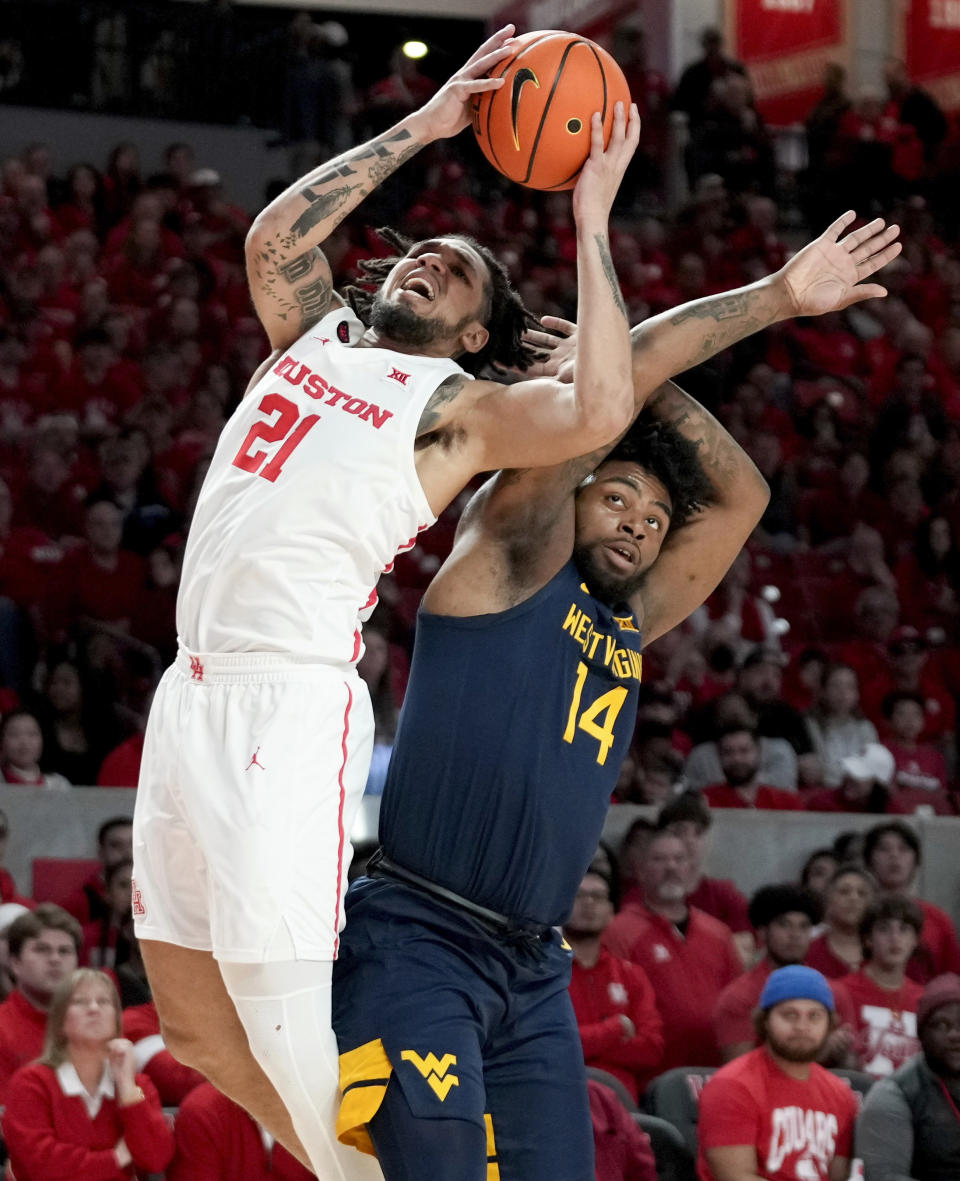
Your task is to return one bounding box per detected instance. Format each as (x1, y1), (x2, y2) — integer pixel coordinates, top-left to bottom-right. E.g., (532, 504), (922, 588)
(132, 647), (374, 963)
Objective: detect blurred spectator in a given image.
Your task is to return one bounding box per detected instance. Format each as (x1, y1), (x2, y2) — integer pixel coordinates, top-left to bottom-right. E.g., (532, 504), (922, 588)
(587, 1079), (659, 1181)
(804, 743), (900, 814)
(684, 692), (799, 791)
(671, 27), (746, 130)
(365, 45), (437, 133)
(281, 17), (354, 177)
(861, 625), (957, 753)
(885, 58), (948, 166)
(736, 647), (817, 775)
(856, 972), (960, 1180)
(834, 896), (924, 1079)
(36, 657), (116, 785)
(657, 791), (753, 964)
(65, 816), (132, 926)
(0, 903), (81, 1102)
(798, 848), (840, 906)
(2, 968), (174, 1180)
(895, 516), (960, 638)
(55, 498), (146, 638)
(804, 664), (877, 788)
(805, 63), (851, 177)
(714, 884), (821, 1062)
(698, 967), (857, 1181)
(81, 858), (134, 974)
(688, 551), (781, 659)
(0, 708), (71, 787)
(603, 830), (741, 1072)
(168, 1080), (327, 1181)
(839, 585), (902, 689)
(864, 820), (960, 982)
(686, 73), (775, 196)
(703, 725), (804, 810)
(564, 869), (663, 1102)
(806, 865), (877, 979)
(883, 689), (951, 801)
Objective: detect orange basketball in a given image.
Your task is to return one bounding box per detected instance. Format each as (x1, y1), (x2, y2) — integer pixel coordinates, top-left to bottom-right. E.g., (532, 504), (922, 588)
(471, 29), (631, 191)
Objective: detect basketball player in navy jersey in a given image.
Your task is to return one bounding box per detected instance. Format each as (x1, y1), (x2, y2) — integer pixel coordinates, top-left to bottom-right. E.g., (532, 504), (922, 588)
(331, 212), (902, 1180)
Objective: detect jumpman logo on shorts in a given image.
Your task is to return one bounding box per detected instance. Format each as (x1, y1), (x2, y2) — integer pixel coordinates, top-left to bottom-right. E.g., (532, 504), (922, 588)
(245, 746), (266, 771)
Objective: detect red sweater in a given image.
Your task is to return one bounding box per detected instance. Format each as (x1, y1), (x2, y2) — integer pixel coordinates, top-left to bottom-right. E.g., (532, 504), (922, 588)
(568, 947), (664, 1100)
(0, 990), (49, 1103)
(603, 900), (742, 1072)
(3, 1063), (173, 1180)
(166, 1082), (315, 1181)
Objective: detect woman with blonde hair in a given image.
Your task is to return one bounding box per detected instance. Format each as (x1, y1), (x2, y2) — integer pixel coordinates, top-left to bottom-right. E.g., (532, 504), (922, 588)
(2, 968), (173, 1179)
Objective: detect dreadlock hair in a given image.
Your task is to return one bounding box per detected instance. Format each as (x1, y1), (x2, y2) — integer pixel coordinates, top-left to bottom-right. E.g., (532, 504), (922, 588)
(343, 226), (542, 376)
(597, 410), (717, 528)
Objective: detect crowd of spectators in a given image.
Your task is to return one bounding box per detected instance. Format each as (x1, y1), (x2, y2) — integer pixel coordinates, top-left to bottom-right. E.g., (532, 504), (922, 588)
(3, 15), (960, 1180)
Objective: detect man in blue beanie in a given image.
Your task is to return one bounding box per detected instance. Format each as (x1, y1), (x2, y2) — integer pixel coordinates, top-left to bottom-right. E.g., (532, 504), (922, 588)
(698, 966), (859, 1181)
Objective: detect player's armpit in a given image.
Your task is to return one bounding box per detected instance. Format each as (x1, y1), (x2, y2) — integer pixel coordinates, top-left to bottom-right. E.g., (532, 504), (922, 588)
(244, 240), (344, 352)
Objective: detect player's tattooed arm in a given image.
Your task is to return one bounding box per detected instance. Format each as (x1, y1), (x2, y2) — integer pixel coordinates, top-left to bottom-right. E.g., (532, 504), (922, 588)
(245, 126), (426, 351)
(627, 380), (769, 647)
(593, 233), (628, 321)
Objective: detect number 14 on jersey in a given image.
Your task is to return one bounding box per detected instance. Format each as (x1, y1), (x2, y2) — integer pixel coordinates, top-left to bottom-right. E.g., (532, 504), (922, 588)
(563, 661), (628, 766)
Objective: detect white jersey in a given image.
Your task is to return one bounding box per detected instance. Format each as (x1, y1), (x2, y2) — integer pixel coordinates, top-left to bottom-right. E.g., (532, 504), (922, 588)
(177, 305), (467, 662)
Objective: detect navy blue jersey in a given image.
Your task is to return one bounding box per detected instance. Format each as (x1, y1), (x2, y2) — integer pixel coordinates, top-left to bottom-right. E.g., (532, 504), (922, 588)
(379, 560), (643, 926)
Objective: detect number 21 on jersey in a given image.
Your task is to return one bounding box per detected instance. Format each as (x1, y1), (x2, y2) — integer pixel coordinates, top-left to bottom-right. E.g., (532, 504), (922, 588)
(232, 393), (319, 483)
(563, 661), (628, 766)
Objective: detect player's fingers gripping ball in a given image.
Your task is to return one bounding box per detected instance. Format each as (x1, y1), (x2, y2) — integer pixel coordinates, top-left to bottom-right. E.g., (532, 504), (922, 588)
(471, 29), (632, 191)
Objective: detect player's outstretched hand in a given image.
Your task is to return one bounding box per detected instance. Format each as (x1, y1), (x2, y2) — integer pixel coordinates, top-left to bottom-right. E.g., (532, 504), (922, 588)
(778, 211), (902, 316)
(572, 102), (641, 227)
(521, 315), (578, 382)
(413, 25), (516, 142)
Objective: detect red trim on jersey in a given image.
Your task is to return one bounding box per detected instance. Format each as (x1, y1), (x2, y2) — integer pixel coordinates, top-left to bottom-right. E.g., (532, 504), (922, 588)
(350, 629), (362, 662)
(361, 587), (378, 611)
(332, 683), (353, 957)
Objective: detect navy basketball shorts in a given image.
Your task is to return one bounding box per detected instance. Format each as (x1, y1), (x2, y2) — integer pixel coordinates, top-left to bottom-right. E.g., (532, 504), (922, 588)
(332, 877), (594, 1181)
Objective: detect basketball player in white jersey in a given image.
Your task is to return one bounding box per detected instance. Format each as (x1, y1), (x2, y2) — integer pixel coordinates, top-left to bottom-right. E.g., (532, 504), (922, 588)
(131, 25), (645, 1178)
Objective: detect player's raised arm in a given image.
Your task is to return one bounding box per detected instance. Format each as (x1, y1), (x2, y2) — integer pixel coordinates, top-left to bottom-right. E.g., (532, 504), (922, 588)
(453, 102), (641, 472)
(244, 25), (518, 352)
(627, 211), (901, 396)
(627, 381), (769, 647)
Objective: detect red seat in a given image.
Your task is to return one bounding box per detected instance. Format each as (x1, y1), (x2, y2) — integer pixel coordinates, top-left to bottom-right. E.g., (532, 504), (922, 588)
(32, 858), (101, 921)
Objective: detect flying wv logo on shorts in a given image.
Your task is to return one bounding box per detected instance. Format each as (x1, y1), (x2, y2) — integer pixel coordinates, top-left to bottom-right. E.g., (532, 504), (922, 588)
(400, 1051), (459, 1101)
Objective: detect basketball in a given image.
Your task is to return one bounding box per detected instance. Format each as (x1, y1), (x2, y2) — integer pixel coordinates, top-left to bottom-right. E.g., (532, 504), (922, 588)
(471, 29), (632, 191)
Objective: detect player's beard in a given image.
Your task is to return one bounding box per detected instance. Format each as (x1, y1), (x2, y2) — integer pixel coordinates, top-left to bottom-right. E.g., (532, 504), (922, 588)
(767, 1028), (829, 1063)
(371, 290), (463, 349)
(573, 541), (646, 607)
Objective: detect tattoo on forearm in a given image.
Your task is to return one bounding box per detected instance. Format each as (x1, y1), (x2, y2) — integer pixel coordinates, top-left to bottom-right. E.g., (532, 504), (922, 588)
(288, 183), (363, 242)
(593, 234), (627, 320)
(417, 374), (469, 437)
(668, 291), (753, 326)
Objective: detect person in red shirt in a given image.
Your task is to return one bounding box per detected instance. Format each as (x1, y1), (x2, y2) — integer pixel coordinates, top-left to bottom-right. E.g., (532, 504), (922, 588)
(698, 965), (858, 1181)
(714, 884), (822, 1062)
(833, 895), (924, 1079)
(863, 820), (960, 983)
(587, 1079), (659, 1181)
(167, 1080), (322, 1181)
(862, 626), (957, 750)
(0, 904), (81, 1101)
(2, 968), (174, 1181)
(564, 869), (664, 1101)
(883, 690), (950, 800)
(658, 791), (753, 966)
(54, 498), (146, 637)
(604, 830), (742, 1072)
(803, 742), (934, 815)
(806, 865), (877, 981)
(703, 725), (804, 810)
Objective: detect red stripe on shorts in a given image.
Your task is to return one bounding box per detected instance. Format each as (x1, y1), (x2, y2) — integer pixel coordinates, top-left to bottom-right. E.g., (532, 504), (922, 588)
(333, 682), (353, 956)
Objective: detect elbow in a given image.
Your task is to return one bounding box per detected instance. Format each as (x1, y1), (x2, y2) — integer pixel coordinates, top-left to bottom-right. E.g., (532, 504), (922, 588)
(576, 381), (635, 447)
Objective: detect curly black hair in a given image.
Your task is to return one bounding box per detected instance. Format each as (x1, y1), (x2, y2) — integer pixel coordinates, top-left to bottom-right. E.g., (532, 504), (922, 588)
(342, 226), (542, 377)
(599, 411), (717, 529)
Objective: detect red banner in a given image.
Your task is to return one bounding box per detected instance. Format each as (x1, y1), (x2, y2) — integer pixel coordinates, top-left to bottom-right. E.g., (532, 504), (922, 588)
(727, 0), (850, 126)
(900, 0), (960, 111)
